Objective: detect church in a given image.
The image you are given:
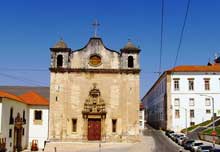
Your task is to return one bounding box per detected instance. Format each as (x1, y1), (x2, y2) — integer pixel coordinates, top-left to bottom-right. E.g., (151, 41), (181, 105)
(49, 34), (141, 142)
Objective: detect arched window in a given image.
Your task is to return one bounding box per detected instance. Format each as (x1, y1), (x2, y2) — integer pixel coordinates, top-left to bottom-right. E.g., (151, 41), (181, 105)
(9, 107), (14, 124)
(10, 108), (13, 118)
(57, 55), (63, 67)
(128, 56), (134, 68)
(23, 110), (26, 124)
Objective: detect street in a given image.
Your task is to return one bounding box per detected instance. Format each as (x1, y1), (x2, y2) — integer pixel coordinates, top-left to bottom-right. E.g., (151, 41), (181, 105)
(143, 126), (187, 152)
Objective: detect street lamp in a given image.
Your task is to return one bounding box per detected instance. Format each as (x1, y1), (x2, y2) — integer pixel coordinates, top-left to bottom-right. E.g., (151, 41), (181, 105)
(200, 94), (215, 149)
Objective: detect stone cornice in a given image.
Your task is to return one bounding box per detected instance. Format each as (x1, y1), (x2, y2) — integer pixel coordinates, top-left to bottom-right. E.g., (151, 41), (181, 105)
(49, 68), (140, 74)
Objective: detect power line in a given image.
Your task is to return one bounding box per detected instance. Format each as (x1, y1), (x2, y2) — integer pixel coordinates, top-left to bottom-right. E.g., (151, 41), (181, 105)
(173, 0), (191, 67)
(0, 72), (48, 86)
(0, 68), (48, 71)
(159, 0), (164, 76)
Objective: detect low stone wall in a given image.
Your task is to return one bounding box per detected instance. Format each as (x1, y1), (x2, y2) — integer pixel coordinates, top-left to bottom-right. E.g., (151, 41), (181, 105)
(199, 134), (220, 144)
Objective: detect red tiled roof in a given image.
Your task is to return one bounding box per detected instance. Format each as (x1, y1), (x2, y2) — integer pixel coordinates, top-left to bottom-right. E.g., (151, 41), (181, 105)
(0, 90), (49, 106)
(0, 90), (24, 102)
(168, 64), (220, 72)
(19, 91), (49, 106)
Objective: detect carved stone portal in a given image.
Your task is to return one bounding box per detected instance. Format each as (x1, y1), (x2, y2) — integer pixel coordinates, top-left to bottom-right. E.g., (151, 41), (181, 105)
(82, 84), (106, 119)
(82, 84), (106, 141)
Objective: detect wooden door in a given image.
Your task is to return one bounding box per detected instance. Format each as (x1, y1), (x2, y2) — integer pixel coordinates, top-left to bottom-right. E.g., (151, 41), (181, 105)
(88, 119), (101, 140)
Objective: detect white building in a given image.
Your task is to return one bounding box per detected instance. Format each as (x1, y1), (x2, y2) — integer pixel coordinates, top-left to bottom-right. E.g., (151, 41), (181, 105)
(139, 103), (145, 130)
(142, 59), (220, 132)
(19, 91), (49, 149)
(0, 90), (49, 152)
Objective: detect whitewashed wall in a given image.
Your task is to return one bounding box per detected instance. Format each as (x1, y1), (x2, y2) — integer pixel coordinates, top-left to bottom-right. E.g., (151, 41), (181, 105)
(28, 106), (48, 149)
(1, 98), (28, 152)
(171, 72), (220, 132)
(0, 100), (2, 134)
(139, 109), (145, 130)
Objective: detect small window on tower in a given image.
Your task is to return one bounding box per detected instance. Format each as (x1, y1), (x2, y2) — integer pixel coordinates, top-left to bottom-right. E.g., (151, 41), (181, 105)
(128, 56), (134, 68)
(72, 119), (77, 132)
(57, 55), (63, 67)
(112, 119), (117, 133)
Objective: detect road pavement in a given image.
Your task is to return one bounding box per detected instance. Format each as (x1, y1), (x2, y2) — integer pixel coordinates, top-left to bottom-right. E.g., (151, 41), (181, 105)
(144, 125), (187, 152)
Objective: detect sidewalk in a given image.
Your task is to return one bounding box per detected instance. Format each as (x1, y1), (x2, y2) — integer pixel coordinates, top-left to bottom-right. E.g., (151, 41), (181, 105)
(22, 135), (155, 152)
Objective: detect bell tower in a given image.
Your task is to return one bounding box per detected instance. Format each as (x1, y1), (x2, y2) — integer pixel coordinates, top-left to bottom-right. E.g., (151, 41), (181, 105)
(120, 40), (140, 69)
(50, 39), (71, 69)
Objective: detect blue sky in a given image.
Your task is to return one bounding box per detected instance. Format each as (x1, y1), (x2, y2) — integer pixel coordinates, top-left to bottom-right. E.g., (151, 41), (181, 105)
(0, 0), (220, 98)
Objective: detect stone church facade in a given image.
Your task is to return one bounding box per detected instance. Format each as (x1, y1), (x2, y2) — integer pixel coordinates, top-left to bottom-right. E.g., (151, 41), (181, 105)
(49, 37), (140, 142)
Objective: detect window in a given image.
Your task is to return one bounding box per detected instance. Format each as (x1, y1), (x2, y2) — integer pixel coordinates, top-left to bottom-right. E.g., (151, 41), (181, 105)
(206, 109), (211, 114)
(188, 79), (194, 91)
(112, 119), (117, 133)
(22, 128), (25, 136)
(9, 129), (12, 138)
(34, 110), (42, 120)
(174, 98), (180, 106)
(139, 121), (142, 127)
(174, 79), (180, 91)
(56, 96), (58, 101)
(175, 110), (180, 118)
(72, 119), (77, 132)
(23, 110), (26, 124)
(139, 113), (143, 119)
(190, 110), (194, 118)
(190, 122), (195, 126)
(205, 98), (211, 106)
(128, 56), (134, 68)
(9, 107), (14, 124)
(55, 85), (61, 92)
(89, 55), (102, 66)
(189, 98), (195, 106)
(204, 79), (210, 90)
(57, 55), (63, 67)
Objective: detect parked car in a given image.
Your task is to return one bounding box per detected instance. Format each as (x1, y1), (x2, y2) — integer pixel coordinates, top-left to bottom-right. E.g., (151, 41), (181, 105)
(170, 133), (176, 140)
(190, 141), (203, 152)
(181, 137), (189, 146)
(165, 130), (174, 137)
(197, 145), (213, 152)
(171, 133), (179, 141)
(210, 148), (220, 152)
(184, 139), (195, 150)
(174, 134), (185, 143)
(177, 136), (186, 145)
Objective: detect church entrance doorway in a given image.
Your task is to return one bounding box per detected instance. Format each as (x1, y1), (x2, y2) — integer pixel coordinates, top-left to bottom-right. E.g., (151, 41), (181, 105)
(82, 84), (106, 141)
(88, 119), (101, 140)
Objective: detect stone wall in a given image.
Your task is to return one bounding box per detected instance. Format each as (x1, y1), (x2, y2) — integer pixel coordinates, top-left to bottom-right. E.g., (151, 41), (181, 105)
(199, 134), (220, 144)
(49, 72), (140, 142)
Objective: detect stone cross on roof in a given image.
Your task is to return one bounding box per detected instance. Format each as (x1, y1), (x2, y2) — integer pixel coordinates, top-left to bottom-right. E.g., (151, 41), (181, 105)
(92, 20), (100, 37)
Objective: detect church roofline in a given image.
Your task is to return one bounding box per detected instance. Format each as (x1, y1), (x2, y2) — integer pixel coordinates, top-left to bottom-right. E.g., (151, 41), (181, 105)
(50, 48), (71, 52)
(49, 67), (140, 74)
(73, 37), (120, 54)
